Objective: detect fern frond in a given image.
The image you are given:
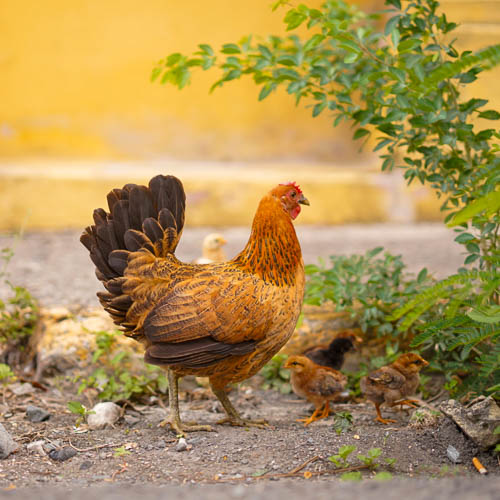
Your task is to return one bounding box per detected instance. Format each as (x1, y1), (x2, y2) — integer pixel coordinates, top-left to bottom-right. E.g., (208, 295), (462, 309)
(421, 44), (500, 93)
(478, 341), (500, 378)
(411, 315), (469, 347)
(388, 272), (475, 323)
(447, 324), (497, 351)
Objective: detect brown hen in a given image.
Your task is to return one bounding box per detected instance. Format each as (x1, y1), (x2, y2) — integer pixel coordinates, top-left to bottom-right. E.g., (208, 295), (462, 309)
(81, 175), (308, 433)
(284, 355), (347, 426)
(360, 353), (429, 424)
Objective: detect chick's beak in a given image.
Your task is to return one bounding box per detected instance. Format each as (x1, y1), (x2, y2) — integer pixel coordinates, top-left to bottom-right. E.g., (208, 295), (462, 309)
(298, 194), (310, 206)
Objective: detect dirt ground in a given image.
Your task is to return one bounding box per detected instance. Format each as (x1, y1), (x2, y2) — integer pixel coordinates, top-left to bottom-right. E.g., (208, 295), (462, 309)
(0, 225), (498, 497)
(0, 372), (498, 489)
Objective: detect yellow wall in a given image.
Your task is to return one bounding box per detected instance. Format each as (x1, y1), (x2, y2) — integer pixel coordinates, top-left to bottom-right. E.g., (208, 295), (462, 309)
(0, 0), (368, 162)
(0, 1), (498, 162)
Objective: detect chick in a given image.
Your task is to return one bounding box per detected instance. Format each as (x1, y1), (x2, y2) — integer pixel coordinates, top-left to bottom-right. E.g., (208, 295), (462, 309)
(302, 333), (360, 370)
(360, 353), (429, 424)
(284, 355), (347, 426)
(193, 233), (227, 264)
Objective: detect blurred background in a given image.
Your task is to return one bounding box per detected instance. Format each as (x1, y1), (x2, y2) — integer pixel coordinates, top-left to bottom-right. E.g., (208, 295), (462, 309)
(0, 0), (499, 305)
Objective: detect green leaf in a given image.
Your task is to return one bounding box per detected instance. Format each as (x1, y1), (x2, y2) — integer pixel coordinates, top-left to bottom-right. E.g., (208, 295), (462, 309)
(467, 305), (500, 324)
(304, 34), (325, 52)
(417, 268), (428, 283)
(344, 52), (360, 63)
(258, 44), (273, 60)
(312, 102), (326, 117)
(198, 44), (214, 56)
(277, 54), (298, 66)
(259, 84), (275, 101)
(397, 39), (420, 53)
(165, 53), (182, 67)
(67, 401), (86, 415)
(221, 43), (241, 54)
(353, 128), (370, 140)
(454, 232), (475, 243)
(385, 15), (401, 36)
(448, 190), (500, 226)
(150, 67), (162, 82)
(340, 471), (362, 482)
(284, 10), (307, 30)
(374, 471), (393, 481)
(478, 110), (500, 120)
(389, 67), (406, 83)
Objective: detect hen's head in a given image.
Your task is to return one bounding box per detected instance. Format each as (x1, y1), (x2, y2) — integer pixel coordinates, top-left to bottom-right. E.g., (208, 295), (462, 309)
(271, 182), (309, 220)
(393, 353), (429, 374)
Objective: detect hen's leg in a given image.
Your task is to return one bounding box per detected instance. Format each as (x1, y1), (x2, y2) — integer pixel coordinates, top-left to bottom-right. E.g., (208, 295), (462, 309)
(373, 402), (396, 424)
(159, 369), (213, 434)
(211, 386), (267, 428)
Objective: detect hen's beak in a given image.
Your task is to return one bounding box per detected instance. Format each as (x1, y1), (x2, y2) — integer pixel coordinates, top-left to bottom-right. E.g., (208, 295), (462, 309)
(298, 194), (310, 206)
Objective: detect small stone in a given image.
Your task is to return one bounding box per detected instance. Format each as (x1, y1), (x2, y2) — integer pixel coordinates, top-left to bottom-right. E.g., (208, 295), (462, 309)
(87, 402), (121, 430)
(440, 397), (500, 449)
(49, 447), (77, 462)
(12, 383), (35, 396)
(124, 414), (140, 426)
(175, 437), (188, 452)
(0, 424), (19, 459)
(27, 440), (46, 455)
(80, 460), (93, 470)
(446, 444), (461, 464)
(26, 405), (51, 423)
(156, 439), (166, 449)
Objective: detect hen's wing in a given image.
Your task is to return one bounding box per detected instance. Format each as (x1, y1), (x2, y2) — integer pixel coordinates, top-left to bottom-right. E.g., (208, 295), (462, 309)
(124, 257), (279, 369)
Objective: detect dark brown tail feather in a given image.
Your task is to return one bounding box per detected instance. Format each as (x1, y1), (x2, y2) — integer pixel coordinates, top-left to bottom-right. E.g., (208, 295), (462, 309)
(80, 175), (186, 330)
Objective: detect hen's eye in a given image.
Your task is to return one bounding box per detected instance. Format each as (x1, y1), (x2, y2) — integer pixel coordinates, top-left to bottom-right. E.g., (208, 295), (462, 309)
(290, 191), (296, 198)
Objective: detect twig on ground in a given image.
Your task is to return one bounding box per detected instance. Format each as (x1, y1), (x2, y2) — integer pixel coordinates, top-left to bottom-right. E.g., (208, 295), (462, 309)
(289, 455), (320, 474)
(427, 389), (446, 404)
(68, 440), (124, 452)
(215, 460), (371, 482)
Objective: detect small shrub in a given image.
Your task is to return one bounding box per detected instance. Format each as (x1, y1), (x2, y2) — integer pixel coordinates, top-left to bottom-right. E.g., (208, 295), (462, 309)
(305, 247), (434, 342)
(259, 353), (292, 394)
(0, 246), (38, 366)
(76, 330), (168, 402)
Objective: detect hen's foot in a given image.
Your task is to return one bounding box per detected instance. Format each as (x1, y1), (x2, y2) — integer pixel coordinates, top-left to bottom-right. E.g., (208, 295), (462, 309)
(375, 416), (396, 425)
(159, 418), (214, 435)
(216, 416), (268, 429)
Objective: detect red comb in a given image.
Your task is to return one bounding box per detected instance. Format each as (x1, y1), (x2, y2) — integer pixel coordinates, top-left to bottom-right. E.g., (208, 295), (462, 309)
(279, 181), (302, 194)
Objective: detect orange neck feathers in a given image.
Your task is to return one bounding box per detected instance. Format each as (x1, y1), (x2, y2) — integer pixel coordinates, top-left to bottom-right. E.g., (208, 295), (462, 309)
(232, 194), (302, 286)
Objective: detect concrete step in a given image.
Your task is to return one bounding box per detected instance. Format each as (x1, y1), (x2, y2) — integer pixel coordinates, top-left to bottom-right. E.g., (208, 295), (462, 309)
(0, 161), (442, 230)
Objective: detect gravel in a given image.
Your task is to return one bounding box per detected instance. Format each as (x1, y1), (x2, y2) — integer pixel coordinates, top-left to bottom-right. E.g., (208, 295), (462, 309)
(0, 223), (464, 308)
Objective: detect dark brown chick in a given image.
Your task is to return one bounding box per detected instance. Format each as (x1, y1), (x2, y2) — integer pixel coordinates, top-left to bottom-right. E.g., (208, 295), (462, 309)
(360, 353), (429, 424)
(284, 355), (347, 426)
(302, 335), (358, 370)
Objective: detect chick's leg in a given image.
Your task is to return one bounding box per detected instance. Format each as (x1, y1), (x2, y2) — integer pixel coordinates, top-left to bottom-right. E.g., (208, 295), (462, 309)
(297, 402), (330, 426)
(394, 399), (419, 408)
(211, 385), (267, 428)
(374, 402), (396, 425)
(159, 369), (213, 434)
